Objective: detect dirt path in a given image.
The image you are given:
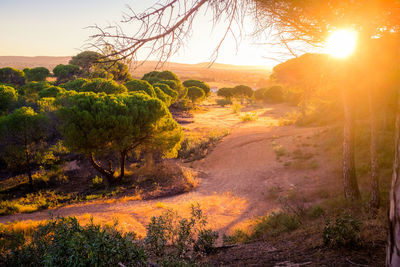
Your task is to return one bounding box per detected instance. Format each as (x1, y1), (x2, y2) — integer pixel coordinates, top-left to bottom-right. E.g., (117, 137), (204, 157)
(0, 103), (338, 237)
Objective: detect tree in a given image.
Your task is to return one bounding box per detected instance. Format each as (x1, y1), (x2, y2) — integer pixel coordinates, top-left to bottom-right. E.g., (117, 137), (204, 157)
(53, 64), (80, 84)
(38, 86), (66, 98)
(217, 87), (234, 100)
(0, 107), (49, 189)
(154, 87), (172, 107)
(0, 67), (25, 86)
(187, 86), (205, 104)
(20, 81), (52, 101)
(0, 85), (18, 114)
(183, 80), (211, 96)
(25, 67), (50, 82)
(57, 92), (182, 185)
(233, 85), (253, 104)
(124, 79), (156, 97)
(69, 51), (102, 74)
(79, 78), (127, 94)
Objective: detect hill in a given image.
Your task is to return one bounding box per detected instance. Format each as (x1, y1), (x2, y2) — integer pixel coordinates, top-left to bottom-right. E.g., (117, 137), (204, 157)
(0, 56), (272, 88)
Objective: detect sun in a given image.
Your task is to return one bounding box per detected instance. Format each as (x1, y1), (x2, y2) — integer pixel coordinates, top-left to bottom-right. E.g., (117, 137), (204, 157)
(325, 29), (358, 59)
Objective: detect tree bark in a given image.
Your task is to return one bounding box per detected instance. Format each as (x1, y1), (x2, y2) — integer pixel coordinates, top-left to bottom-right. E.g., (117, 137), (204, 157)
(387, 88), (400, 266)
(89, 153), (115, 186)
(342, 89), (361, 200)
(118, 150), (127, 179)
(368, 90), (380, 209)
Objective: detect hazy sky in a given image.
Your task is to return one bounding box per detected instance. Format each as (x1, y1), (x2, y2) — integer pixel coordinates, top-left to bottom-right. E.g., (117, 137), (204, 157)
(0, 0), (295, 67)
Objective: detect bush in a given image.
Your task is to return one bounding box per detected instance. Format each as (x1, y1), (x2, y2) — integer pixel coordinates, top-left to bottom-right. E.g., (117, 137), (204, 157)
(145, 204), (218, 259)
(53, 64), (80, 83)
(1, 217), (147, 266)
(232, 103), (242, 114)
(252, 211), (301, 238)
(216, 98), (232, 107)
(80, 78), (128, 94)
(125, 79), (156, 97)
(60, 78), (89, 91)
(0, 85), (18, 114)
(217, 87), (234, 99)
(0, 67), (25, 86)
(25, 67), (50, 82)
(38, 86), (65, 98)
(187, 86), (205, 104)
(323, 212), (361, 248)
(264, 85), (283, 102)
(240, 112), (258, 122)
(153, 82), (178, 102)
(183, 80), (211, 96)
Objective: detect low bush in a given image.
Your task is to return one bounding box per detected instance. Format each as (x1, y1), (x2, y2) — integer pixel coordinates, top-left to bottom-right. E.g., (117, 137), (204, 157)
(323, 212), (361, 248)
(240, 112), (258, 122)
(0, 217), (147, 266)
(216, 98), (232, 107)
(252, 211), (301, 238)
(232, 103), (242, 114)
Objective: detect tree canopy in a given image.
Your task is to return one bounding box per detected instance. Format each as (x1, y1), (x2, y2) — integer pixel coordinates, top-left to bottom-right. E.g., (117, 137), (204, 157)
(79, 78), (127, 94)
(25, 67), (50, 82)
(0, 67), (25, 86)
(0, 85), (18, 114)
(124, 79), (156, 98)
(53, 64), (80, 84)
(183, 80), (211, 96)
(187, 86), (205, 104)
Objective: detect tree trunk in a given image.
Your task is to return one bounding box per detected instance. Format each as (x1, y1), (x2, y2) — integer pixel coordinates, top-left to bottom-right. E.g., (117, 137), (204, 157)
(342, 89), (361, 200)
(368, 90), (380, 209)
(387, 88), (400, 266)
(24, 139), (33, 190)
(118, 150), (127, 179)
(89, 153), (115, 186)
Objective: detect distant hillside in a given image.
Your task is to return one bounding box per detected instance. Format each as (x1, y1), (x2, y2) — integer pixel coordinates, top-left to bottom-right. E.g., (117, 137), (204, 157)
(0, 56), (272, 88)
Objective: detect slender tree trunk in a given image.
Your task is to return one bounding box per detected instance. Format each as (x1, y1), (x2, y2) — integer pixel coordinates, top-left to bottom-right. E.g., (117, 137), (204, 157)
(89, 153), (115, 186)
(24, 136), (33, 190)
(342, 89), (361, 200)
(118, 150), (127, 179)
(387, 87), (400, 266)
(368, 90), (380, 209)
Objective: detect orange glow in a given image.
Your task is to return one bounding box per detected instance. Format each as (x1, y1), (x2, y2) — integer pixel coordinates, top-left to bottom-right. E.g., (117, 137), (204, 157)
(325, 29), (358, 59)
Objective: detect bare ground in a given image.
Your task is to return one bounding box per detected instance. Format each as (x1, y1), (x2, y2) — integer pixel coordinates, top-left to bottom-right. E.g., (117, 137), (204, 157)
(0, 103), (340, 240)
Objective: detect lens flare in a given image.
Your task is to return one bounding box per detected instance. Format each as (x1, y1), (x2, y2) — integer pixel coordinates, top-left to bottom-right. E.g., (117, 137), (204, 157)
(325, 29), (358, 59)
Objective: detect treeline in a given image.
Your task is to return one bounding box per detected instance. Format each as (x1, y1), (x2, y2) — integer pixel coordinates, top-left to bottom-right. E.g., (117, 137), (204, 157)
(0, 51), (211, 190)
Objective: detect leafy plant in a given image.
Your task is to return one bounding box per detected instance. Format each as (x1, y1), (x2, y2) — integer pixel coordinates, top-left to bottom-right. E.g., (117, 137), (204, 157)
(323, 212), (361, 248)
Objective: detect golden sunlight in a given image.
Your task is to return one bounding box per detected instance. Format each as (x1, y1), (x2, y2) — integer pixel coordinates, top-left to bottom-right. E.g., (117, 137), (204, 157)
(325, 29), (358, 59)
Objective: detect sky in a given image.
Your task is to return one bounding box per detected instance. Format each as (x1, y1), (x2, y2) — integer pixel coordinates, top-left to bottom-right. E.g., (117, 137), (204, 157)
(0, 0), (298, 68)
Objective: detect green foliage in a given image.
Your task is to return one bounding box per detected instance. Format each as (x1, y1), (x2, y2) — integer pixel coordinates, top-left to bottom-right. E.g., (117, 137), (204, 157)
(252, 211), (301, 238)
(20, 81), (51, 99)
(57, 92), (182, 182)
(240, 112), (258, 122)
(0, 67), (25, 86)
(323, 212), (361, 248)
(79, 78), (127, 94)
(255, 86), (284, 103)
(254, 87), (269, 101)
(154, 86), (172, 106)
(233, 85), (253, 99)
(107, 61), (132, 82)
(142, 70), (180, 83)
(187, 86), (205, 104)
(25, 67), (50, 82)
(231, 103), (242, 114)
(145, 204), (218, 259)
(59, 78), (89, 91)
(217, 87), (234, 99)
(0, 85), (18, 114)
(0, 107), (49, 186)
(125, 79), (156, 97)
(0, 217), (147, 266)
(154, 82), (178, 102)
(306, 205), (325, 219)
(53, 64), (80, 83)
(69, 51), (102, 73)
(183, 80), (211, 96)
(216, 98), (232, 107)
(38, 86), (65, 98)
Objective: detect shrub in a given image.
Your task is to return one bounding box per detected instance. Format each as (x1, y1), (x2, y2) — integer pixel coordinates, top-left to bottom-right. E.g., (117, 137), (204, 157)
(79, 78), (127, 94)
(232, 103), (242, 114)
(53, 64), (80, 83)
(154, 86), (172, 106)
(254, 87), (269, 101)
(183, 80), (211, 96)
(20, 81), (51, 99)
(0, 85), (18, 114)
(1, 217), (147, 266)
(0, 67), (25, 86)
(187, 86), (205, 104)
(25, 67), (50, 82)
(153, 82), (178, 102)
(323, 212), (361, 248)
(252, 211), (301, 238)
(233, 85), (253, 103)
(306, 205), (325, 219)
(216, 98), (232, 107)
(264, 86), (284, 102)
(38, 86), (65, 98)
(125, 79), (156, 97)
(60, 78), (89, 91)
(240, 112), (258, 122)
(145, 204), (218, 259)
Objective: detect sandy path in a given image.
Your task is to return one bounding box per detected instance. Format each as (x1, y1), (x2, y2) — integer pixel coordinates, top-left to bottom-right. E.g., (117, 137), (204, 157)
(0, 103), (336, 237)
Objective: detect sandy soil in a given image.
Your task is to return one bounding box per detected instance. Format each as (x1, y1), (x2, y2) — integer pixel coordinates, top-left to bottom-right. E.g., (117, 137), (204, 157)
(0, 102), (340, 238)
